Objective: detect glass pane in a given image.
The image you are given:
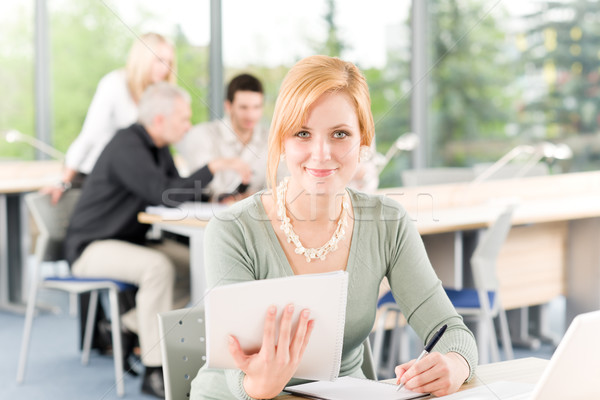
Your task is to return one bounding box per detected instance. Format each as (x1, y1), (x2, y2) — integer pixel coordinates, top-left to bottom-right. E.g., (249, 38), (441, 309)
(427, 0), (598, 178)
(222, 0), (411, 188)
(0, 1), (35, 160)
(47, 0), (209, 155)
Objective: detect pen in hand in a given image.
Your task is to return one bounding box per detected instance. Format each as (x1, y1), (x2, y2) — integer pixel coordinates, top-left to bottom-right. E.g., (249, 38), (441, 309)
(396, 324), (448, 392)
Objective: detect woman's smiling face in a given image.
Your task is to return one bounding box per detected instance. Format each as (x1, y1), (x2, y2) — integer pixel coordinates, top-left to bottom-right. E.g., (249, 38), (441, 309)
(283, 91), (361, 195)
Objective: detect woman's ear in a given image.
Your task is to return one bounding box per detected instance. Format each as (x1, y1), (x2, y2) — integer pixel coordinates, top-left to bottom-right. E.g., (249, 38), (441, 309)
(359, 145), (373, 162)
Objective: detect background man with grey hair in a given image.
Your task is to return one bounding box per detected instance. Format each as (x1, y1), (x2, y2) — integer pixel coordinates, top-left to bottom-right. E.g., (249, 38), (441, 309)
(64, 82), (234, 398)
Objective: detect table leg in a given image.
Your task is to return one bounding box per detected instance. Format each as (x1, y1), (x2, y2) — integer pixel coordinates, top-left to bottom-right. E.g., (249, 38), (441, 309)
(152, 223), (207, 307)
(423, 231), (464, 289)
(0, 194), (9, 308)
(529, 304), (561, 346)
(507, 308), (541, 350)
(0, 193), (27, 313)
(188, 229), (206, 307)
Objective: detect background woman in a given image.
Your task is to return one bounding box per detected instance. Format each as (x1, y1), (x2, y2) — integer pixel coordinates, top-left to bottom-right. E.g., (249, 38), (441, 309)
(191, 55), (477, 400)
(46, 32), (176, 202)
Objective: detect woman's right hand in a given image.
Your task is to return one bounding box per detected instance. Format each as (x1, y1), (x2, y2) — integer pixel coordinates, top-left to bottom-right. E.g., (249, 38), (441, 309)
(228, 304), (314, 399)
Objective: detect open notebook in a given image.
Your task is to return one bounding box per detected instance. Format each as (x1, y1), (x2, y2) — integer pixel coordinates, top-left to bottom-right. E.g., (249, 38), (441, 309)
(205, 271), (348, 381)
(285, 376), (428, 400)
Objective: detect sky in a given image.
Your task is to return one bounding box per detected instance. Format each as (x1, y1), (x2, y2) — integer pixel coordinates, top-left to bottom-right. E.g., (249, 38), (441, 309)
(101, 0), (540, 69)
(110, 0), (410, 68)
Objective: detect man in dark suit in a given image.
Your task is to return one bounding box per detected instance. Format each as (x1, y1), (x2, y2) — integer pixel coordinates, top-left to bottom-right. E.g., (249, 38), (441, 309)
(65, 82), (235, 398)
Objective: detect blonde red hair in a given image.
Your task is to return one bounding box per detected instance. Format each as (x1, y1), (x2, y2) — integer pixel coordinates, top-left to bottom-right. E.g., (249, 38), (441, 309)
(266, 55), (375, 191)
(125, 32), (177, 103)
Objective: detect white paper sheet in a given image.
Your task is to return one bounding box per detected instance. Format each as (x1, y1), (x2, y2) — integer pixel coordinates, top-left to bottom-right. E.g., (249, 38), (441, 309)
(146, 202), (228, 221)
(436, 381), (535, 399)
(285, 376), (428, 400)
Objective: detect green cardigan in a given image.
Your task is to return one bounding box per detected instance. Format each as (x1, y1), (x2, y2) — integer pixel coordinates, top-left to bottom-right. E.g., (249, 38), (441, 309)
(191, 189), (478, 400)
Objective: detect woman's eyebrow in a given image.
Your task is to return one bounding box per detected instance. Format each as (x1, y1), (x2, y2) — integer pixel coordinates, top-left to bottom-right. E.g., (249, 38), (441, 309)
(299, 123), (353, 130)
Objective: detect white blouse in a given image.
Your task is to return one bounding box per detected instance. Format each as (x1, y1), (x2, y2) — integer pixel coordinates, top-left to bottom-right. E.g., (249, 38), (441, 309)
(65, 69), (137, 174)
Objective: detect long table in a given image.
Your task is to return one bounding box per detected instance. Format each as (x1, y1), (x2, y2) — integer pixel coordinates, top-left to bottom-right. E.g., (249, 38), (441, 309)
(275, 357), (549, 399)
(139, 171), (600, 324)
(0, 160), (62, 312)
(379, 171), (600, 325)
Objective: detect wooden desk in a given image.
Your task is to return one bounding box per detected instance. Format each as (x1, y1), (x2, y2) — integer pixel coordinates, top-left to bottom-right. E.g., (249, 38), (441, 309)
(381, 171), (600, 324)
(276, 357), (549, 399)
(140, 171), (600, 323)
(0, 160), (62, 312)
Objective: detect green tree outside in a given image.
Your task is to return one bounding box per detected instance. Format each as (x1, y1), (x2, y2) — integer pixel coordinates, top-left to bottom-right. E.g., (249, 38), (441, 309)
(0, 3), (35, 160)
(428, 0), (519, 167)
(517, 0), (600, 172)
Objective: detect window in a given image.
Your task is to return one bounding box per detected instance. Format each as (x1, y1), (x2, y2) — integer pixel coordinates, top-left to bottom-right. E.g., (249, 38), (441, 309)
(222, 0), (411, 187)
(48, 0), (210, 152)
(0, 1), (35, 160)
(426, 0), (598, 179)
(1, 0), (210, 160)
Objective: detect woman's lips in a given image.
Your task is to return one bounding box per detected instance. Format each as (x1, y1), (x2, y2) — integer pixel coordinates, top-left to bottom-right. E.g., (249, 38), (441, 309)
(305, 167), (336, 178)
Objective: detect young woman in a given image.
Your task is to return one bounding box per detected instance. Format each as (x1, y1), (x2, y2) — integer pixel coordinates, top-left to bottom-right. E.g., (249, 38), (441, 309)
(191, 55), (477, 400)
(47, 32), (176, 203)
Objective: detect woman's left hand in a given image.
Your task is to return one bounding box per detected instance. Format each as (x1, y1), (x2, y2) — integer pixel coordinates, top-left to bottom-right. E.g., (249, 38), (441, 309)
(394, 352), (469, 397)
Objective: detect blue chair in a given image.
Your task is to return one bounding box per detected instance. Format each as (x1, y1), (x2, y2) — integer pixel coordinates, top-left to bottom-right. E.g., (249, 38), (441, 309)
(372, 205), (515, 369)
(16, 190), (136, 397)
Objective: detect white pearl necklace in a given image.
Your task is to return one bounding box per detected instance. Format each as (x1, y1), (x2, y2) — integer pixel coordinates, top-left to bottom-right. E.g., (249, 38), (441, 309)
(276, 177), (349, 263)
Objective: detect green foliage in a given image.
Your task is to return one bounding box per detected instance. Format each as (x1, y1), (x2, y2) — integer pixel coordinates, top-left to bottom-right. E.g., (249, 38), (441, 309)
(428, 0), (519, 166)
(519, 0), (600, 137)
(312, 0), (349, 57)
(1, 0), (528, 179)
(363, 64), (411, 188)
(1, 0), (211, 161)
(49, 0), (137, 153)
(0, 3), (35, 160)
(175, 26), (210, 125)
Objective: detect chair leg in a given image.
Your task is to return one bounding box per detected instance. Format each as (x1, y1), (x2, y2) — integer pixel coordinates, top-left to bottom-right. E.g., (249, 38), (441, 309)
(497, 310), (514, 360)
(475, 319), (490, 364)
(16, 281), (41, 383)
(372, 308), (388, 376)
(108, 287), (125, 397)
(69, 292), (78, 317)
(486, 315), (500, 363)
(398, 322), (410, 364)
(386, 309), (408, 378)
(81, 290), (99, 366)
(387, 317), (401, 377)
(361, 337), (377, 380)
(477, 289), (500, 363)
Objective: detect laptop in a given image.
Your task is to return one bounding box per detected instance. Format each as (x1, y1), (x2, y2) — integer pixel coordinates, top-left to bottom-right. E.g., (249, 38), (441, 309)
(507, 310), (600, 400)
(442, 311), (600, 399)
